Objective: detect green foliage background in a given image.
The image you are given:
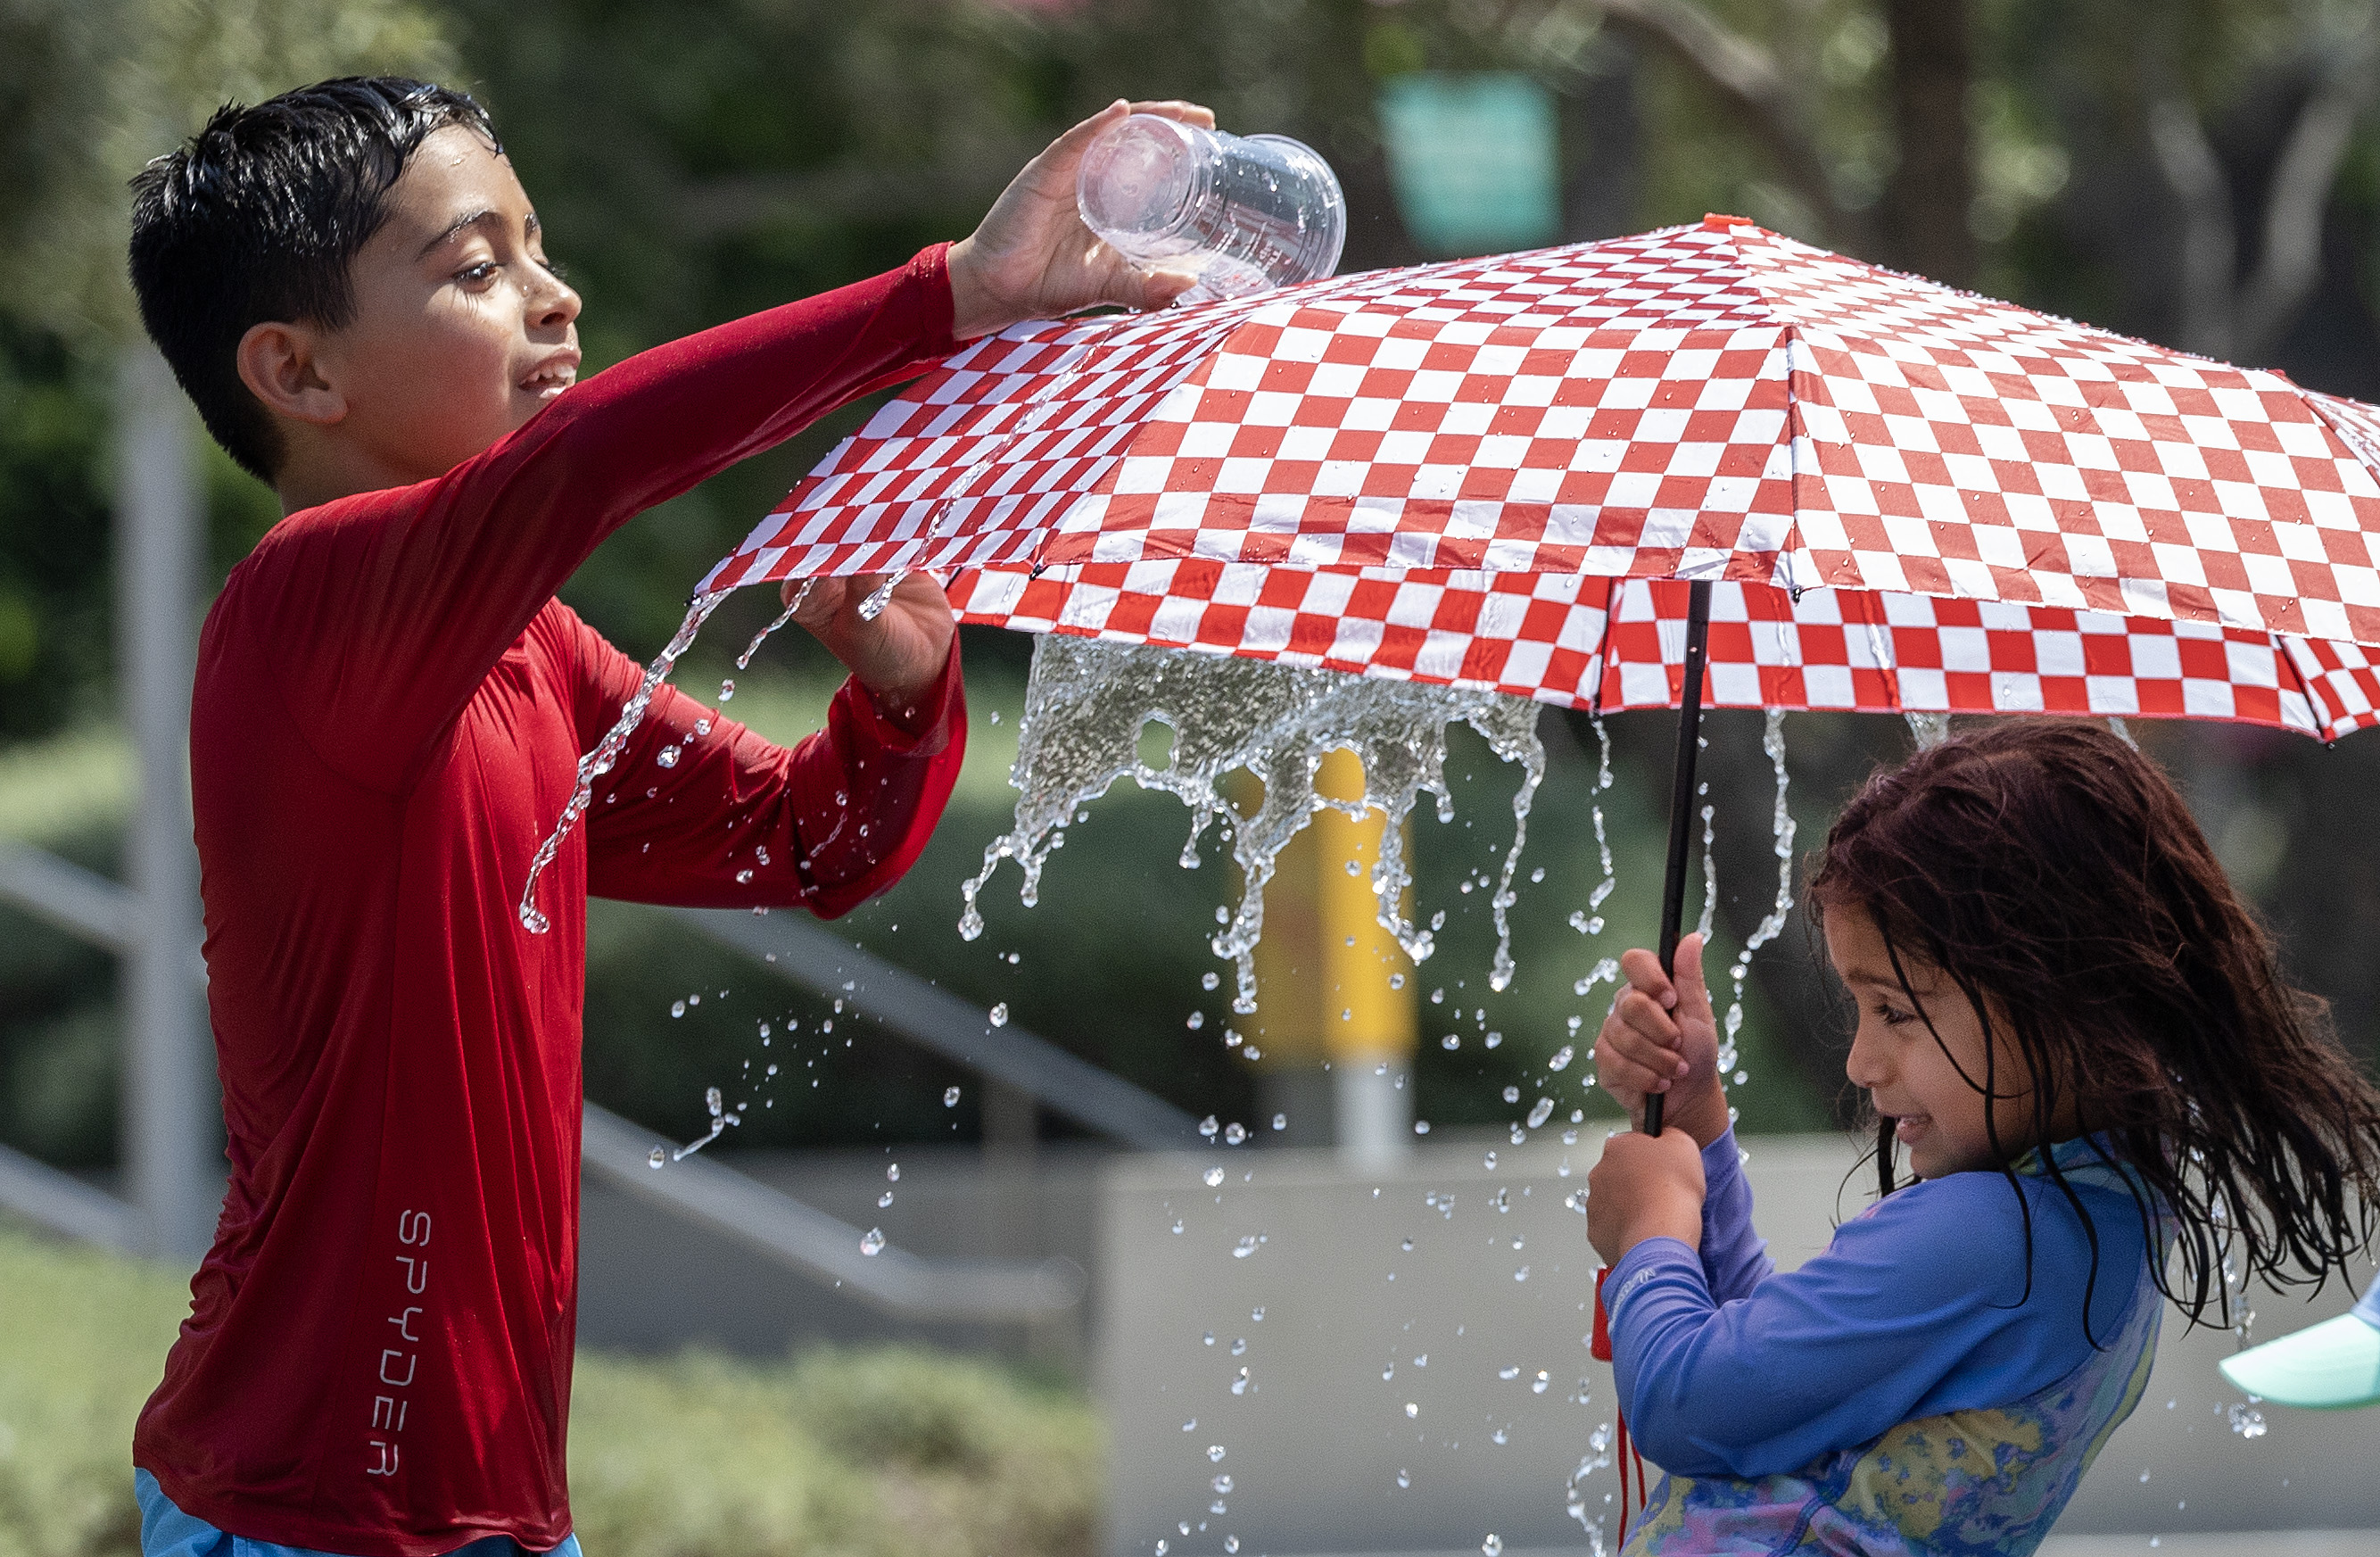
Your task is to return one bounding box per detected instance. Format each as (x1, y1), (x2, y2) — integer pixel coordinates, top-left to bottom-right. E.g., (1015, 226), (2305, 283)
(0, 1223), (1099, 1557)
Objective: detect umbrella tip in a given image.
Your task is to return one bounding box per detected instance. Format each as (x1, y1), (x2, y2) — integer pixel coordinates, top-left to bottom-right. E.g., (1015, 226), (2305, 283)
(1702, 212), (1753, 232)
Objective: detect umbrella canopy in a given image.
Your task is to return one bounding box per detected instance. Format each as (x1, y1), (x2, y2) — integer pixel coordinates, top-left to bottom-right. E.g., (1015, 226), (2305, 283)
(703, 213), (2380, 739)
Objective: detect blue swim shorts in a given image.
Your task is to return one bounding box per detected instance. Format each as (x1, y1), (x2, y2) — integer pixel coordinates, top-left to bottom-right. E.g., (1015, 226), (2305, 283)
(136, 1471), (585, 1557)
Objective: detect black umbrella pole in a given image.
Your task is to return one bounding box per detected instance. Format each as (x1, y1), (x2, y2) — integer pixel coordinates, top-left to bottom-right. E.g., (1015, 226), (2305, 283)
(1647, 579), (1715, 1138)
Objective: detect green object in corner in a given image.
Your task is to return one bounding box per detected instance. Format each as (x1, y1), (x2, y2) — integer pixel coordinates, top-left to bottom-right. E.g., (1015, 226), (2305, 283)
(2218, 1283), (2380, 1408)
(1376, 73), (1560, 257)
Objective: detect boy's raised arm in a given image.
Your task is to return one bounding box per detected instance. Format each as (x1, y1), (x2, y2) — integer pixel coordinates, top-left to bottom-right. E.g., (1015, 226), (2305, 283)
(255, 252), (956, 789)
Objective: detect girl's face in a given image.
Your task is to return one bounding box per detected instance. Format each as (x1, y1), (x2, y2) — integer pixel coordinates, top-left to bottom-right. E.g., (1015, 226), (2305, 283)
(1824, 904), (2058, 1179)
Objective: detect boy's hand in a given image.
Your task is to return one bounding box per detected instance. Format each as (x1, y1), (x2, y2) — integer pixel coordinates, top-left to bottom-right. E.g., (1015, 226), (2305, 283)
(786, 573), (954, 733)
(1587, 1126), (1706, 1264)
(1596, 932), (1731, 1147)
(946, 98), (1218, 339)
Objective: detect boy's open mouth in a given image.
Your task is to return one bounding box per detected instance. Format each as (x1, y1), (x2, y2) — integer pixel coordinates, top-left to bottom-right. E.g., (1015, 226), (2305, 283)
(1890, 1114), (1931, 1145)
(520, 351), (580, 399)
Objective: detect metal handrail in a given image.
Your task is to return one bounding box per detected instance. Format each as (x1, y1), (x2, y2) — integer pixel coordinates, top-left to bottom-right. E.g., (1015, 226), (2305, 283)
(666, 905), (1201, 1149)
(583, 1103), (1083, 1318)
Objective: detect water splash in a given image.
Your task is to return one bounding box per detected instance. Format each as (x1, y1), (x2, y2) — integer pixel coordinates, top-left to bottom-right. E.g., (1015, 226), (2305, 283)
(669, 1083), (735, 1163)
(735, 576), (815, 672)
(958, 636), (1545, 1012)
(1695, 791), (1718, 942)
(858, 572), (905, 622)
(1720, 709), (1797, 1080)
(520, 591), (730, 932)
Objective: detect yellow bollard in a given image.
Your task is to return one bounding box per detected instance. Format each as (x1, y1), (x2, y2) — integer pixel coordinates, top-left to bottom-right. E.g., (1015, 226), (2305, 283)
(1249, 750), (1417, 1156)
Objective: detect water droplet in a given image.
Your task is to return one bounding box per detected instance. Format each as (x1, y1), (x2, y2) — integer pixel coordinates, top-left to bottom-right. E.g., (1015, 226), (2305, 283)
(734, 867), (754, 883)
(717, 679), (735, 702)
(1442, 1034), (1460, 1050)
(656, 745), (681, 768)
(988, 1001), (1009, 1027)
(1156, 1542), (1168, 1555)
(1187, 1011), (1205, 1030)
(1533, 1371), (1550, 1393)
(1204, 1166), (1227, 1188)
(1548, 1043), (1574, 1072)
(1413, 1120), (1431, 1135)
(1233, 1236), (1260, 1258)
(1499, 1365), (1520, 1379)
(671, 999), (686, 1018)
(887, 1163), (900, 1181)
(1211, 1474), (1234, 1495)
(1251, 1306), (1264, 1321)
(1200, 1115), (1220, 1138)
(706, 1086), (723, 1115)
(859, 1227), (886, 1255)
(689, 993), (701, 1006)
(1527, 1097), (1555, 1130)
(1271, 1113), (1286, 1130)
(1483, 1151), (1499, 1171)
(648, 1147), (666, 1169)
(693, 718), (712, 736)
(1491, 1427), (1508, 1445)
(1202, 970), (1221, 990)
(1405, 1403), (1419, 1419)
(1396, 1470), (1411, 1489)
(1483, 1535), (1503, 1556)
(1502, 1085), (1521, 1104)
(1224, 1122), (1246, 1145)
(944, 1086), (962, 1106)
(1208, 1445), (1227, 1462)
(1225, 1537), (1239, 1553)
(1231, 1337), (1246, 1355)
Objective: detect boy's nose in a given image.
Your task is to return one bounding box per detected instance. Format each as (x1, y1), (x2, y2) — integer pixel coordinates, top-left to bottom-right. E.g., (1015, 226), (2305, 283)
(533, 276), (581, 329)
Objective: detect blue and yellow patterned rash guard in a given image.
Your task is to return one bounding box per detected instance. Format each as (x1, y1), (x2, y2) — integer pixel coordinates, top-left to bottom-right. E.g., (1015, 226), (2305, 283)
(1602, 1130), (2168, 1555)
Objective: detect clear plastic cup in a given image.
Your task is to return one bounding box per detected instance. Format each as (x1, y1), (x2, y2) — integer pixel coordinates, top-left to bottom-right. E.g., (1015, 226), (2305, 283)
(1077, 114), (1347, 303)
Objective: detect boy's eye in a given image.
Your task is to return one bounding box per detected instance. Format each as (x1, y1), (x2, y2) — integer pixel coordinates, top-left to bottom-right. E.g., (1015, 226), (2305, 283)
(1875, 1002), (1917, 1027)
(458, 261), (499, 285)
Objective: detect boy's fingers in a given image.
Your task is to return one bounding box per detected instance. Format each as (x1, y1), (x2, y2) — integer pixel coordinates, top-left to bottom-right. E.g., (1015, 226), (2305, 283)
(1128, 98), (1218, 129)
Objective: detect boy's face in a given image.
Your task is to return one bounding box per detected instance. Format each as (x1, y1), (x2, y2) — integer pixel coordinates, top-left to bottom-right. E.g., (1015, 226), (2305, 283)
(304, 125), (580, 484)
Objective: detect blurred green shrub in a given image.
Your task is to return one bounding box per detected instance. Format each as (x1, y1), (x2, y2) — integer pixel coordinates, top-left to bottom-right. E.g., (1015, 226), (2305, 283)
(0, 1222), (1101, 1557)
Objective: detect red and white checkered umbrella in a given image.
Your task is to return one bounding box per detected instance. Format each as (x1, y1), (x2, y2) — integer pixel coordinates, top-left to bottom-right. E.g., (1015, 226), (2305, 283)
(703, 215), (2380, 741)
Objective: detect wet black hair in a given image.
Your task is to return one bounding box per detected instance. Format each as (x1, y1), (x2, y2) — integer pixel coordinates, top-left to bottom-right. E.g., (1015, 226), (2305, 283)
(127, 76), (500, 481)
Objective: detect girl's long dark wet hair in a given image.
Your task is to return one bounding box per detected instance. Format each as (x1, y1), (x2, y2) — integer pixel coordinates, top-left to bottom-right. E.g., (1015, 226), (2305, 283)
(1809, 718), (2380, 1333)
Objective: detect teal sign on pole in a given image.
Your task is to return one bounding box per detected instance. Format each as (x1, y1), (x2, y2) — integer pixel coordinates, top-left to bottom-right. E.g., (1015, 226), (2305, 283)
(1376, 72), (1560, 257)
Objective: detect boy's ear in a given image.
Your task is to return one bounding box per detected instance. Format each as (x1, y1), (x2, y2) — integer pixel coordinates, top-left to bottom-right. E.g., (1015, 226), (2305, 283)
(236, 320), (348, 427)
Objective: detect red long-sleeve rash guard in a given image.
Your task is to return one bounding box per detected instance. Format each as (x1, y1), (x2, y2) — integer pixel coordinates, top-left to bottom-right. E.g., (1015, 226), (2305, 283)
(133, 248), (966, 1556)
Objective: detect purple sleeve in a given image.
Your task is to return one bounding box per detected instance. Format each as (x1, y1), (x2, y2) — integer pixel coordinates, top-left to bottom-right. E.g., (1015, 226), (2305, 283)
(1697, 1127), (1773, 1304)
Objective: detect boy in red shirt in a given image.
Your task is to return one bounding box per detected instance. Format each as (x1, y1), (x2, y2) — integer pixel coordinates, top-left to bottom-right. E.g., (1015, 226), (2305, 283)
(121, 75), (1206, 1557)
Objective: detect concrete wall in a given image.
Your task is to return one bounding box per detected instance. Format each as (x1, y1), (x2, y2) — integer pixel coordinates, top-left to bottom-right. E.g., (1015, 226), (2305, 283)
(1096, 1132), (2379, 1557)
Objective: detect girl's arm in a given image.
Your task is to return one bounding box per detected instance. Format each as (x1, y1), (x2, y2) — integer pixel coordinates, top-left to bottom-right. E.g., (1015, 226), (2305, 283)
(1695, 1127), (1773, 1304)
(1604, 1169), (2136, 1478)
